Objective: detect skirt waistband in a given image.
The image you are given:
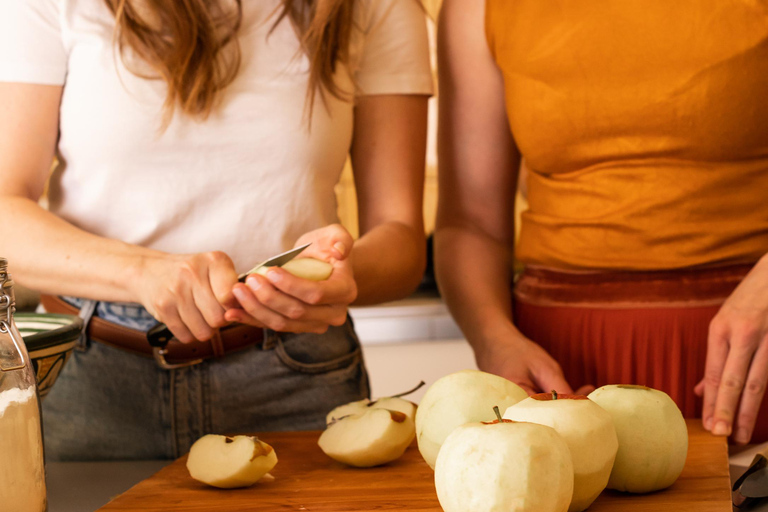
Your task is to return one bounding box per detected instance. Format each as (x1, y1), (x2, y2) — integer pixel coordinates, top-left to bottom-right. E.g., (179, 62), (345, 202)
(514, 263), (755, 308)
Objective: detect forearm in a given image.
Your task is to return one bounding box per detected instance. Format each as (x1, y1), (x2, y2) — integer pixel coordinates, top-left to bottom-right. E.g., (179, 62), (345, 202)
(2, 196), (155, 302)
(351, 220), (426, 305)
(434, 224), (523, 351)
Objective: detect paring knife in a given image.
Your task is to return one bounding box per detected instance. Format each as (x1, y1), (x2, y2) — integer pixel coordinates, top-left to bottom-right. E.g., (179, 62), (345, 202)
(146, 243), (311, 351)
(733, 445), (768, 509)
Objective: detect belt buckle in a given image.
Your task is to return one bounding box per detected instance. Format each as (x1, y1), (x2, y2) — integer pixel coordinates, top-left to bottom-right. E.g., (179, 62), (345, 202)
(152, 346), (204, 370)
(147, 324), (204, 370)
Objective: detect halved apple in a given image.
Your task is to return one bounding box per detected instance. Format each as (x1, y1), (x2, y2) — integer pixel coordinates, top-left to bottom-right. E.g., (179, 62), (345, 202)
(318, 408), (415, 467)
(256, 258), (333, 281)
(186, 435), (278, 489)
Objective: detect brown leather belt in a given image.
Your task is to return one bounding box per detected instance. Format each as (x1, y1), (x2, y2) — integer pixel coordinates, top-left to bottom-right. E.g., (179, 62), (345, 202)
(40, 295), (264, 365)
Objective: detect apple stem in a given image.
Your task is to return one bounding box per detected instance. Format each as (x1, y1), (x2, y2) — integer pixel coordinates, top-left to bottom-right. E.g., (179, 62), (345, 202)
(552, 390), (558, 400)
(493, 406), (502, 422)
(391, 381), (426, 399)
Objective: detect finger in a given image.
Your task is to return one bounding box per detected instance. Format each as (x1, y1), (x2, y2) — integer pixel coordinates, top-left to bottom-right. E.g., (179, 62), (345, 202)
(192, 280), (228, 330)
(159, 308), (196, 345)
(176, 288), (215, 342)
(206, 251), (239, 309)
(575, 385), (596, 396)
(694, 379), (705, 397)
(231, 284), (328, 333)
(264, 266), (355, 306)
(703, 320), (730, 431)
(711, 332), (756, 437)
(246, 275), (348, 326)
(733, 341), (768, 444)
(224, 308), (265, 328)
(532, 366), (574, 395)
(298, 224), (354, 261)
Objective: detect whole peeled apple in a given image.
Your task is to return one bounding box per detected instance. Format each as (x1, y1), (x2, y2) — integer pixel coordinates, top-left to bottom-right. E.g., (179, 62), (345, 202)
(504, 392), (618, 512)
(186, 435), (277, 489)
(435, 407), (574, 512)
(318, 408), (415, 467)
(415, 370), (528, 469)
(256, 258), (332, 281)
(588, 385), (688, 493)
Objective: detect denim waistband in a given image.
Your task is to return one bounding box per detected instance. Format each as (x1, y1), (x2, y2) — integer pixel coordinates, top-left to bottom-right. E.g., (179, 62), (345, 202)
(61, 296), (157, 331)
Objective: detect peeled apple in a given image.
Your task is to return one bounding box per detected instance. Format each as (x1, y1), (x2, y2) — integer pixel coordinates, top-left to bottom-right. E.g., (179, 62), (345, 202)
(588, 385), (688, 493)
(186, 435), (277, 489)
(415, 370), (528, 469)
(504, 393), (618, 512)
(435, 416), (574, 512)
(256, 258), (332, 281)
(318, 408), (415, 467)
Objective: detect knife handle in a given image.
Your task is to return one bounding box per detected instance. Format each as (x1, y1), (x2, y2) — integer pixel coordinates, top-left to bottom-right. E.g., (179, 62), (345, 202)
(147, 322), (173, 348)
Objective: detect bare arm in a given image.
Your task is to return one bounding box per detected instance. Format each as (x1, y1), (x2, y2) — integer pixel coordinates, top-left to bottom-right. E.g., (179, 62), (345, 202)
(0, 82), (238, 343)
(350, 94), (428, 305)
(435, 0), (583, 394)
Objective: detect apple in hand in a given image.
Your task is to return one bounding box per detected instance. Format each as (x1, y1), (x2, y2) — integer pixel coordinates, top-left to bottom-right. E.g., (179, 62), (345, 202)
(588, 385), (688, 493)
(255, 258), (333, 281)
(415, 370), (528, 469)
(504, 392), (618, 512)
(186, 435), (278, 489)
(435, 407), (574, 512)
(318, 408), (415, 467)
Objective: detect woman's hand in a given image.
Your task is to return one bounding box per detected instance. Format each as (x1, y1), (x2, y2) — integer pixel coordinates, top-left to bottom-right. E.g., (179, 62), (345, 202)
(474, 328), (594, 396)
(132, 251), (240, 344)
(226, 224), (358, 334)
(696, 255), (768, 444)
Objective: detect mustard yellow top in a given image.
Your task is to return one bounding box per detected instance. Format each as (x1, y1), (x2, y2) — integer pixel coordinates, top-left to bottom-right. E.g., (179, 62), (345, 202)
(486, 0), (768, 270)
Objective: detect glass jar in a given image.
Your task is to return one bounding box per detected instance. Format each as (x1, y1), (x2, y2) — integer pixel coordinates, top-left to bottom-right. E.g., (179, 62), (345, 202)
(0, 258), (47, 511)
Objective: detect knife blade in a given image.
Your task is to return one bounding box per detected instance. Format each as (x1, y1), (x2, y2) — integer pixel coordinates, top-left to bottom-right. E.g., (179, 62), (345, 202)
(733, 445), (768, 509)
(237, 243), (311, 282)
(147, 243), (311, 351)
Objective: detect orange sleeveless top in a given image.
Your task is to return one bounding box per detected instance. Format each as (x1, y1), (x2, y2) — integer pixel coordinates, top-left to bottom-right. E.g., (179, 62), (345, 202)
(486, 0), (768, 270)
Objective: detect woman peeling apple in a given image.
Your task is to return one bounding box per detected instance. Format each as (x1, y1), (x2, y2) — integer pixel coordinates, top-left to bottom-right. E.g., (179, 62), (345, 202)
(435, 0), (768, 443)
(0, 0), (431, 459)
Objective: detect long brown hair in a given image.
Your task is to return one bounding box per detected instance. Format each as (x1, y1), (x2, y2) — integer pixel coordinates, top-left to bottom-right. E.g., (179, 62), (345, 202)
(104, 0), (355, 122)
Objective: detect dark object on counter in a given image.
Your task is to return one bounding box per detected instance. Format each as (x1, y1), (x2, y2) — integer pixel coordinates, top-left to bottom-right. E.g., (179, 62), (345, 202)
(733, 446), (768, 509)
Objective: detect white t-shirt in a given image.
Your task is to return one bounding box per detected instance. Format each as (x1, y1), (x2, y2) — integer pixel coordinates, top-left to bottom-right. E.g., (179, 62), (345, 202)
(0, 0), (433, 273)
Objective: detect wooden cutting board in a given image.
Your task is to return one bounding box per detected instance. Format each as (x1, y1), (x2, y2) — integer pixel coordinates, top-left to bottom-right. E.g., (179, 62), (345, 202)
(99, 420), (732, 511)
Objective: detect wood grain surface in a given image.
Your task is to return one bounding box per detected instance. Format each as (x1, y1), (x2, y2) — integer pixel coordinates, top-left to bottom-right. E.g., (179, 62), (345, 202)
(99, 419), (732, 512)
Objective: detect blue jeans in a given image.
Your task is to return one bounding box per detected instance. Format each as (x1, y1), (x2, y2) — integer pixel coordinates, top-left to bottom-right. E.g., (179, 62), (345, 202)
(42, 299), (369, 461)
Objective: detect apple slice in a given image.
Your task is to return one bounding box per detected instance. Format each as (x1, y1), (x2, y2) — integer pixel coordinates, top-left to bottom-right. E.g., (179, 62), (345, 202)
(435, 407), (574, 512)
(415, 370), (528, 469)
(326, 397), (417, 425)
(186, 435), (278, 489)
(503, 392), (618, 512)
(318, 408), (415, 467)
(325, 382), (423, 425)
(588, 385), (688, 493)
(256, 258), (332, 281)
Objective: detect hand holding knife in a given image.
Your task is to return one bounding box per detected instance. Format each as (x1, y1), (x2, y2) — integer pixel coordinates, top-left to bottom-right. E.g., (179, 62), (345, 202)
(146, 243), (311, 367)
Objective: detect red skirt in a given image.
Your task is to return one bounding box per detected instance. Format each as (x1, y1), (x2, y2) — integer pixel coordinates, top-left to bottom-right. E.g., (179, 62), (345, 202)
(513, 264), (768, 443)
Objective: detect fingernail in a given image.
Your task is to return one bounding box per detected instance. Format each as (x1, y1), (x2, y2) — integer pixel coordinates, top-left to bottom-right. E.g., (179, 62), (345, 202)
(246, 277), (260, 291)
(266, 270), (281, 283)
(232, 287), (246, 301)
(713, 421), (731, 436)
(704, 416), (713, 431)
(333, 242), (346, 257)
(736, 428), (751, 444)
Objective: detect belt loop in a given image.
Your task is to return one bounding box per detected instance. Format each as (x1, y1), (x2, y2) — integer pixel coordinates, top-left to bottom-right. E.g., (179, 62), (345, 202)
(261, 328), (276, 351)
(209, 328), (225, 358)
(76, 299), (98, 352)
